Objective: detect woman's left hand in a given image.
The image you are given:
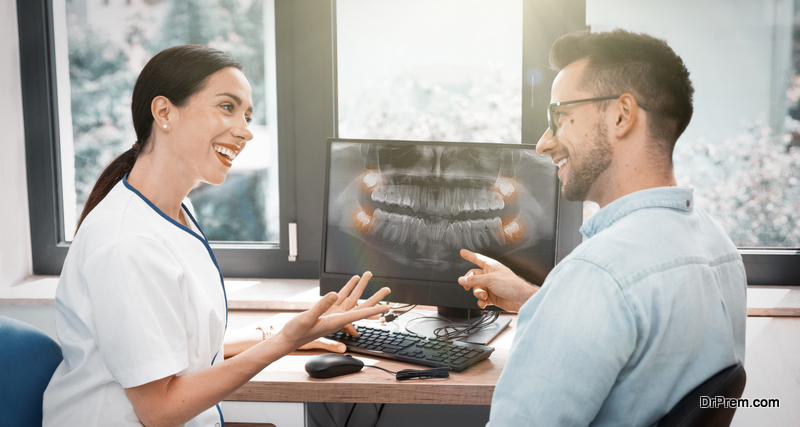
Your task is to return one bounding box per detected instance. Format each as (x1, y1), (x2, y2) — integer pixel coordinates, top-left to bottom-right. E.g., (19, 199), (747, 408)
(277, 272), (391, 351)
(319, 272), (389, 337)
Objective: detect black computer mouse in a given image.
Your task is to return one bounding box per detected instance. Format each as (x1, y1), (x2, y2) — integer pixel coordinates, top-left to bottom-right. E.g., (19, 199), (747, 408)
(305, 353), (365, 379)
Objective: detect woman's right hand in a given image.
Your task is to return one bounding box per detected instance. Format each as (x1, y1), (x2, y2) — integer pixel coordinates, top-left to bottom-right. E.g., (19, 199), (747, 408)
(277, 272), (391, 351)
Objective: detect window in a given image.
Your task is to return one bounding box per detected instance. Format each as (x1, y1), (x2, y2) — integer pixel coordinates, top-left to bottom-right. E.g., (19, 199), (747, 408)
(19, 0), (315, 278)
(336, 0), (522, 144)
(55, 0), (279, 244)
(333, 0), (586, 263)
(586, 0), (800, 284)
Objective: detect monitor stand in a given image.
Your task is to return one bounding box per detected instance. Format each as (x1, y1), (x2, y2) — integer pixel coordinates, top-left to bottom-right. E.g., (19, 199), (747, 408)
(379, 306), (511, 346)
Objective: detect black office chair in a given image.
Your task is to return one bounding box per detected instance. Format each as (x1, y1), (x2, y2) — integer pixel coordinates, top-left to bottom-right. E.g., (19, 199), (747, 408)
(657, 363), (746, 427)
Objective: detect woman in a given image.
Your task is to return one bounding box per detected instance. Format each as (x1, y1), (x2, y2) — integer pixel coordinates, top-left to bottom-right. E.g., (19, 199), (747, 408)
(43, 45), (389, 427)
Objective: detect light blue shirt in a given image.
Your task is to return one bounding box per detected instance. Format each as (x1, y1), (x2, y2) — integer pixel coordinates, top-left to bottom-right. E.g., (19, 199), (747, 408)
(489, 186), (747, 426)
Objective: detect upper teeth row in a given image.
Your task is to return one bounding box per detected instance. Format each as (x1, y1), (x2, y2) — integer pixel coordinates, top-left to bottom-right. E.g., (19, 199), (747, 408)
(371, 185), (506, 216)
(215, 146), (237, 161)
(557, 158), (568, 168)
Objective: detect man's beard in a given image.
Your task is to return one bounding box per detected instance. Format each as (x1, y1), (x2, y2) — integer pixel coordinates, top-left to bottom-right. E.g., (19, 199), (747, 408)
(562, 121), (613, 202)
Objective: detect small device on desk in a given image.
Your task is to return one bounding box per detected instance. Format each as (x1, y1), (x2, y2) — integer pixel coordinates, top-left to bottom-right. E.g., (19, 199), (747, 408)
(305, 353), (364, 378)
(319, 138), (581, 368)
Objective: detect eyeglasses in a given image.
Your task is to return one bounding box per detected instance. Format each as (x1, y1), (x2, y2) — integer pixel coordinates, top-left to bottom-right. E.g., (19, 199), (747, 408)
(547, 95), (651, 135)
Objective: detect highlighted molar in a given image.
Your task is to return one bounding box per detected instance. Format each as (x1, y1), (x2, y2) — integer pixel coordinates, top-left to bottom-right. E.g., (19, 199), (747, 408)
(362, 170), (382, 189)
(495, 178), (516, 199)
(502, 220), (523, 244)
(354, 209), (372, 230)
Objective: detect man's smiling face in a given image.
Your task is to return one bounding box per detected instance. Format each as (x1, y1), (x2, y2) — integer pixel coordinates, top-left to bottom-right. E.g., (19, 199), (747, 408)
(536, 59), (615, 203)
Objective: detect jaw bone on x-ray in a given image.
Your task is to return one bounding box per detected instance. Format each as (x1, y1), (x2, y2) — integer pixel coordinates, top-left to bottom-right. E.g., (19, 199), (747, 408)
(327, 142), (555, 277)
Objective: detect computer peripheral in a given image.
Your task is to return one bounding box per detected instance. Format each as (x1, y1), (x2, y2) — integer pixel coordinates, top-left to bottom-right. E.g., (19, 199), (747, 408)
(325, 324), (494, 372)
(305, 353), (365, 379)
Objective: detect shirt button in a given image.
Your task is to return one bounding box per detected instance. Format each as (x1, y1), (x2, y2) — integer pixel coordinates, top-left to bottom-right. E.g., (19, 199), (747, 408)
(215, 423), (221, 427)
(686, 200), (691, 207)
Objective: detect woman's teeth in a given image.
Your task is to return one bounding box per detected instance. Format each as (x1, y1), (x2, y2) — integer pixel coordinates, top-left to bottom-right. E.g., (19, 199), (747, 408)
(557, 158), (568, 168)
(215, 146), (237, 161)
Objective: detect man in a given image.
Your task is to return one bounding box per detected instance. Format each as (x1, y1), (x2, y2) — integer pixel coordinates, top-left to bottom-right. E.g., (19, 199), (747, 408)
(458, 29), (746, 425)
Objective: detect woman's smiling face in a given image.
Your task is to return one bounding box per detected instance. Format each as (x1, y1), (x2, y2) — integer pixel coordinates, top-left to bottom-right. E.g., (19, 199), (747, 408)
(170, 66), (254, 185)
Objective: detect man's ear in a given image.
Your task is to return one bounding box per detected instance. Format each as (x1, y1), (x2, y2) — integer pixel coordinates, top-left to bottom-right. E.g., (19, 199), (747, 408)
(612, 93), (639, 139)
(151, 96), (173, 130)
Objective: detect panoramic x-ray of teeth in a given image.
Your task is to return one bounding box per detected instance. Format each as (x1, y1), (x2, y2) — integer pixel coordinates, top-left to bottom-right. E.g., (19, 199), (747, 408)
(325, 141), (558, 282)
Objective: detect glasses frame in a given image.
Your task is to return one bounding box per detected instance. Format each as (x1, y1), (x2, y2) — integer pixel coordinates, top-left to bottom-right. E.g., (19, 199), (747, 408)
(547, 95), (651, 135)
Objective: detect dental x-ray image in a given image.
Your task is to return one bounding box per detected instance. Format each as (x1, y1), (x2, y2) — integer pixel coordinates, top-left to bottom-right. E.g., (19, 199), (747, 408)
(323, 139), (560, 285)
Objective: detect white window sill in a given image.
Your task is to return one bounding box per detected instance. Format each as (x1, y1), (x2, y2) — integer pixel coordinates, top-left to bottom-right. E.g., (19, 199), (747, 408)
(0, 275), (319, 311)
(2, 276), (799, 317)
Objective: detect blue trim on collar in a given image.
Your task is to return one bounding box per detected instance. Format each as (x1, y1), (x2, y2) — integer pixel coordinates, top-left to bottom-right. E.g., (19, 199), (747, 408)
(121, 175), (229, 364)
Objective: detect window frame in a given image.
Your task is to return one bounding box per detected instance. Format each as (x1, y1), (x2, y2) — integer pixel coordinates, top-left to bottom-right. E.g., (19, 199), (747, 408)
(19, 0), (796, 284)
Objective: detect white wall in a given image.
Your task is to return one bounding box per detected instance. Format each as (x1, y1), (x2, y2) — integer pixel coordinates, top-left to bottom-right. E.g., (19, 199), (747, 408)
(0, 0), (32, 291)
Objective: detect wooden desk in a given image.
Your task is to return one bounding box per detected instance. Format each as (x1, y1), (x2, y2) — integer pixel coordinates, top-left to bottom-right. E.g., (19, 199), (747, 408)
(226, 349), (506, 405)
(225, 309), (514, 406)
(221, 309), (511, 425)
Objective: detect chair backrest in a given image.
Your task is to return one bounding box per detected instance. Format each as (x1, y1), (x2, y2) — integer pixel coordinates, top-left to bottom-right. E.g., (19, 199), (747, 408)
(0, 316), (63, 427)
(658, 363), (746, 427)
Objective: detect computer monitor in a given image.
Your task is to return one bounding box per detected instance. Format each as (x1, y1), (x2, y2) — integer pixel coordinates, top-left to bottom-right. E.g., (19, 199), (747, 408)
(320, 138), (570, 321)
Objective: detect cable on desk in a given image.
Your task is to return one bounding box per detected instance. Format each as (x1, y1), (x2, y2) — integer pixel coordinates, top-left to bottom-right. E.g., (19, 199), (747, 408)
(402, 310), (500, 342)
(359, 303), (417, 324)
(365, 364), (450, 380)
(433, 310), (500, 341)
(381, 303), (416, 323)
(402, 310), (499, 369)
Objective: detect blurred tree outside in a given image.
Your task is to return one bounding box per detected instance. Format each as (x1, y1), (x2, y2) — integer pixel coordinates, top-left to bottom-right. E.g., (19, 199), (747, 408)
(68, 0), (273, 242)
(675, 120), (800, 247)
(338, 68), (521, 144)
(673, 5), (800, 248)
(68, 22), (137, 208)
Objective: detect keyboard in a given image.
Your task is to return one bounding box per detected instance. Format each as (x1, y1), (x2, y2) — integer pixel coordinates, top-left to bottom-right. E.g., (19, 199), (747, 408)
(325, 324), (494, 372)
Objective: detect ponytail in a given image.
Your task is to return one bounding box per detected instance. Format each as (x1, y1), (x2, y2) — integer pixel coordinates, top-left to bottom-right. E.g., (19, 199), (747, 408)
(76, 146), (139, 231)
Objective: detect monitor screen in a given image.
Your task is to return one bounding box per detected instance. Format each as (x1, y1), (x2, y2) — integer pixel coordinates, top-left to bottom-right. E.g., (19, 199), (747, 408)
(320, 138), (561, 312)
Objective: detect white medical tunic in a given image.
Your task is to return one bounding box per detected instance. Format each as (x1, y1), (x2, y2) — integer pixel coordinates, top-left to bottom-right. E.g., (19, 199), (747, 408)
(43, 177), (228, 426)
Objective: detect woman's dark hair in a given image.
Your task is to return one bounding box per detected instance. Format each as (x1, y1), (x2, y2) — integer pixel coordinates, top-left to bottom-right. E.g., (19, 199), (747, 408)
(76, 45), (243, 231)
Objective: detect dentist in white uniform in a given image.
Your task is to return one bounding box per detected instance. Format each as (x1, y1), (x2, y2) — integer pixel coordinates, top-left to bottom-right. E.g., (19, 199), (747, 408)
(43, 45), (390, 427)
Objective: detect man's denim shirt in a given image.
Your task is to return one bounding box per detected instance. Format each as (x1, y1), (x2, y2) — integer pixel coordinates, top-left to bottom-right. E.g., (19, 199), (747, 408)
(489, 186), (747, 426)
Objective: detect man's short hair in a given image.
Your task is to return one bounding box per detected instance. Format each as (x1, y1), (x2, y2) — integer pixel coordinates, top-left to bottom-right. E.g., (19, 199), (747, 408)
(549, 29), (694, 153)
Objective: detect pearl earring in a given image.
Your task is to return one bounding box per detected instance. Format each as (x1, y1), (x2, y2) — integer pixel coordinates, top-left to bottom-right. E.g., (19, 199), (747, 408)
(163, 124), (168, 129)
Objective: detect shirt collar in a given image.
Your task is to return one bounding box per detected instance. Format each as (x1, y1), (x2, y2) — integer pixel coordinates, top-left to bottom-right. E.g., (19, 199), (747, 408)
(579, 186), (695, 239)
